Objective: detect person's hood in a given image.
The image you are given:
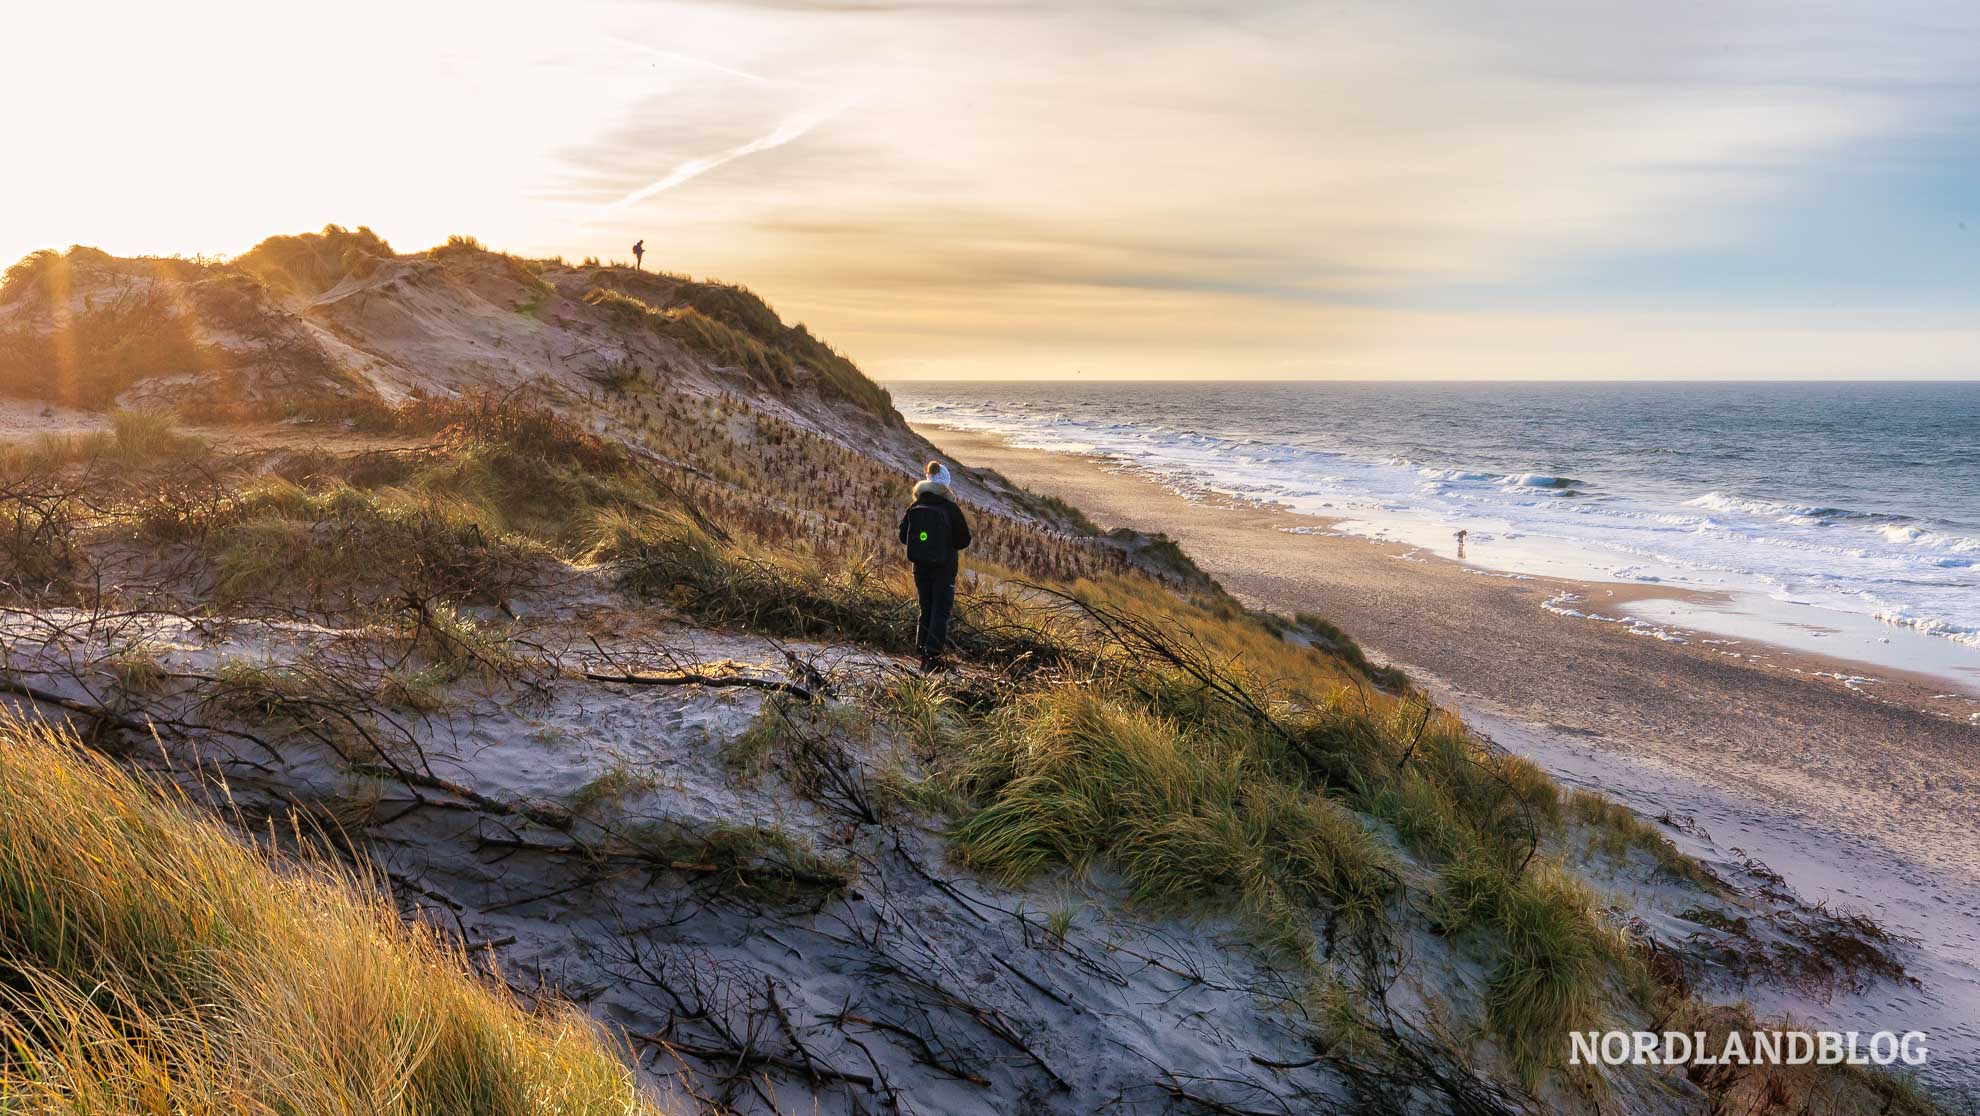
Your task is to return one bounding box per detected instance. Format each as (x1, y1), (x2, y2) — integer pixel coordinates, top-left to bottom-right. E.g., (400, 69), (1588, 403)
(912, 479), (952, 501)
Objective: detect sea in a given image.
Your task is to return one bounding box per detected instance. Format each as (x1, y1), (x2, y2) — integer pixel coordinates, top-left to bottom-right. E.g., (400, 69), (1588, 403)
(891, 381), (1980, 691)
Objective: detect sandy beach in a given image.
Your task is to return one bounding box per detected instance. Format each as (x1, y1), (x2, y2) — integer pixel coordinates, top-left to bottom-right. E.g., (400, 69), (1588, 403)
(923, 423), (1980, 1079)
(921, 424), (1980, 846)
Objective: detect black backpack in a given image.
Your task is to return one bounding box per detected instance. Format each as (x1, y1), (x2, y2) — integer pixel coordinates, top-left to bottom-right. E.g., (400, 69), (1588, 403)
(903, 503), (952, 563)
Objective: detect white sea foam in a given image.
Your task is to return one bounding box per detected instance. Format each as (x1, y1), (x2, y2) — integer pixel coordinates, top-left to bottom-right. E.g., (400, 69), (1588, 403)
(1503, 473), (1582, 489)
(1872, 607), (1980, 649)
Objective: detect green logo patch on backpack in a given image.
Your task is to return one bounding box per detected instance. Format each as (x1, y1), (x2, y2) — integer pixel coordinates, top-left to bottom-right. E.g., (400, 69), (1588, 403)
(905, 505), (951, 563)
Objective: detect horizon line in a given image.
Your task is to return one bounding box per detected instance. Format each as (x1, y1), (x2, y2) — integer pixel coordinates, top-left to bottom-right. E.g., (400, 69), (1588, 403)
(877, 376), (1980, 385)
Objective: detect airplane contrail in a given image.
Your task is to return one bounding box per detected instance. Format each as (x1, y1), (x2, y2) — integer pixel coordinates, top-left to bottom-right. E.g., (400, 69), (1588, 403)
(603, 98), (857, 214)
(601, 35), (771, 85)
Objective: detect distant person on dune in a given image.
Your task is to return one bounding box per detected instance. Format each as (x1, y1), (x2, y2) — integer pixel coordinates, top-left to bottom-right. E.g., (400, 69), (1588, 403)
(899, 461), (971, 671)
(632, 240), (645, 270)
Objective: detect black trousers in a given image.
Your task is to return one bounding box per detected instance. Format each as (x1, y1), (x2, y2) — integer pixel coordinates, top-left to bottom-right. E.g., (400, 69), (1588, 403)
(912, 561), (958, 656)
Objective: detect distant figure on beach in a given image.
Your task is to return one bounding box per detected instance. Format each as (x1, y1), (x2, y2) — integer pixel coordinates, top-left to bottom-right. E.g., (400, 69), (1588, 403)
(632, 240), (645, 270)
(1455, 528), (1468, 557)
(899, 461), (972, 671)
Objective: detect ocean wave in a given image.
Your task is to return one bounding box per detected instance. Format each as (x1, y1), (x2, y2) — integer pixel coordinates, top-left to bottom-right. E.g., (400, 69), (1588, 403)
(1686, 491), (1867, 520)
(1503, 473), (1583, 489)
(1877, 523), (1980, 552)
(1414, 467), (1584, 491)
(1683, 491), (1928, 528)
(898, 395), (1980, 654)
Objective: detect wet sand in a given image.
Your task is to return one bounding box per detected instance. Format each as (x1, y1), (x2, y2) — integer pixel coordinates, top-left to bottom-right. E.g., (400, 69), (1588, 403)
(921, 424), (1980, 892)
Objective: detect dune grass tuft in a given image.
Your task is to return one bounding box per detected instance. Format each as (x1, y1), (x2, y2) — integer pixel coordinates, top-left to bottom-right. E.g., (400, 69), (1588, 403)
(0, 712), (669, 1114)
(190, 476), (530, 608)
(1436, 853), (1629, 1084)
(236, 224), (393, 295)
(944, 685), (1398, 958)
(150, 401), (654, 609)
(1566, 788), (1721, 890)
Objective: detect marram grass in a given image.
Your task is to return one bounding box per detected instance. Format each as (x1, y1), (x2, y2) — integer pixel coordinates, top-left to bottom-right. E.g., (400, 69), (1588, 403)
(945, 686), (1398, 959)
(0, 712), (670, 1115)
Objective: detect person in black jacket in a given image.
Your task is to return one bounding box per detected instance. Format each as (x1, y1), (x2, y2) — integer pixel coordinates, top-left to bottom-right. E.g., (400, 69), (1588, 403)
(898, 461), (972, 670)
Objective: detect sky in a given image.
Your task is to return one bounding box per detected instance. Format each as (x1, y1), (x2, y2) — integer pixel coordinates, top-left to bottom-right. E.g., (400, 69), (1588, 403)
(2, 0), (1976, 380)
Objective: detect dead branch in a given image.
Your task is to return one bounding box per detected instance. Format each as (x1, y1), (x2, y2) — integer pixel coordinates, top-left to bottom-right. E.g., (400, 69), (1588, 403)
(639, 1036), (875, 1088)
(583, 670), (814, 701)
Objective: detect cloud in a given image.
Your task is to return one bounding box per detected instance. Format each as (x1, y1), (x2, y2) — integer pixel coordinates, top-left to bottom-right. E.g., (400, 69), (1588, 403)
(600, 96), (859, 214)
(534, 0), (1980, 377)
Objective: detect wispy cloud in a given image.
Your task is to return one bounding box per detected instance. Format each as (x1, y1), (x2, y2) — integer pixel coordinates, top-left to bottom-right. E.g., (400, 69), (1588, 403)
(537, 1), (1980, 377)
(601, 96), (858, 215)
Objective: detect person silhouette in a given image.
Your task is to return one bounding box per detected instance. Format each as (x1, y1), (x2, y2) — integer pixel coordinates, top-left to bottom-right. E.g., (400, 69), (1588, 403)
(898, 462), (972, 671)
(632, 240), (645, 270)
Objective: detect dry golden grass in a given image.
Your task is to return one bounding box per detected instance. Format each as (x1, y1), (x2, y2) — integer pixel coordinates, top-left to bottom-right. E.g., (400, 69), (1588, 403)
(0, 284), (216, 409)
(0, 712), (671, 1115)
(235, 224), (394, 296)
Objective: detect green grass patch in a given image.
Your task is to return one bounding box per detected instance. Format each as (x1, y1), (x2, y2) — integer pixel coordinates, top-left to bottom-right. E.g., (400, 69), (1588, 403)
(1566, 789), (1721, 890)
(943, 686), (1397, 958)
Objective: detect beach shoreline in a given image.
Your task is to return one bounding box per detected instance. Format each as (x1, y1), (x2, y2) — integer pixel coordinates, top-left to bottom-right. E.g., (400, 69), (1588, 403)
(923, 420), (1980, 1092)
(923, 425), (1980, 713)
(921, 423), (1980, 875)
